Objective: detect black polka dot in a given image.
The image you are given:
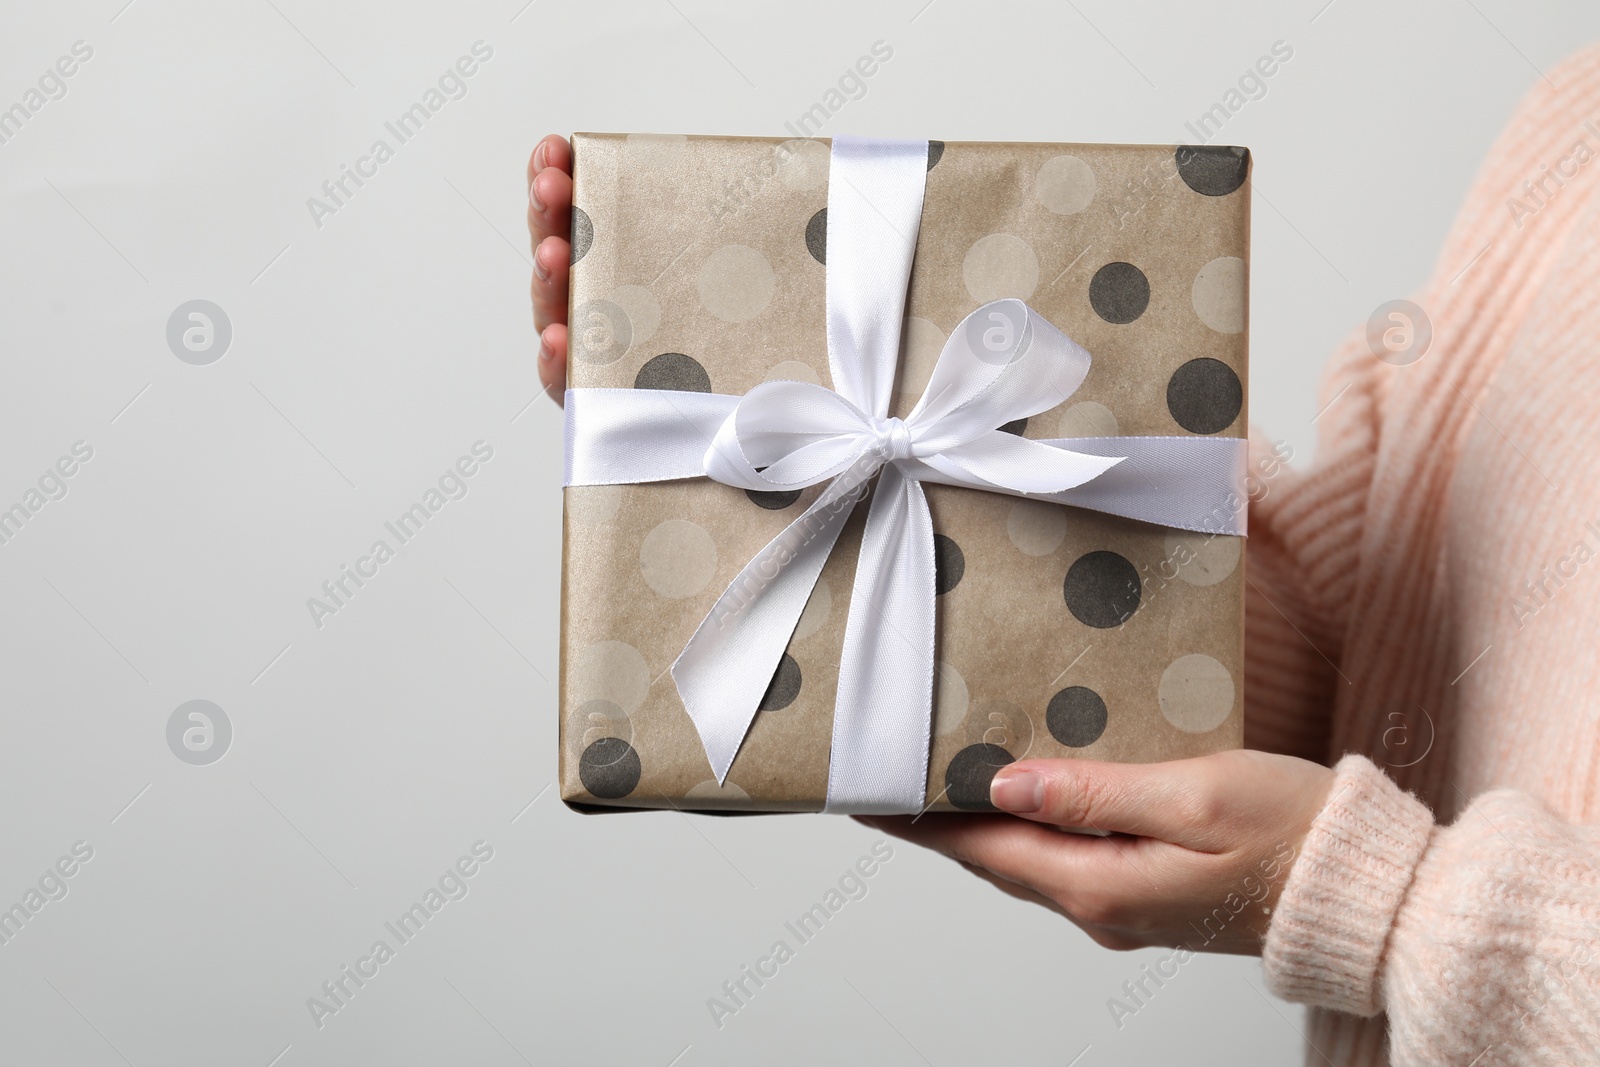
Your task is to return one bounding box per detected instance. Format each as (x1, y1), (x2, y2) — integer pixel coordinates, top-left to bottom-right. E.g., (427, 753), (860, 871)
(934, 534), (964, 595)
(1064, 550), (1141, 628)
(1166, 357), (1243, 435)
(945, 743), (1014, 811)
(1089, 262), (1150, 324)
(1047, 686), (1108, 747)
(1175, 145), (1250, 197)
(570, 207), (594, 263)
(746, 488), (802, 510)
(579, 737), (640, 799)
(998, 418), (1028, 436)
(635, 353), (712, 392)
(806, 208), (827, 264)
(926, 141), (945, 170)
(759, 653), (802, 711)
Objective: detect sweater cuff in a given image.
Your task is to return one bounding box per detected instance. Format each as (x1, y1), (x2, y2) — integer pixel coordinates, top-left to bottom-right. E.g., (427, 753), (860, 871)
(1261, 754), (1435, 1016)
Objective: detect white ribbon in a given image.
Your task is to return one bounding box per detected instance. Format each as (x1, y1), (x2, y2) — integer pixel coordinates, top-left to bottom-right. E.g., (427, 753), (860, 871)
(564, 135), (1248, 814)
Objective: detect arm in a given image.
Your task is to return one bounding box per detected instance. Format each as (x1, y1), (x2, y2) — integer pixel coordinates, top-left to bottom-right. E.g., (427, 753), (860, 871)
(1266, 755), (1600, 1061)
(1241, 203), (1400, 764)
(1242, 394), (1378, 763)
(1258, 44), (1600, 1058)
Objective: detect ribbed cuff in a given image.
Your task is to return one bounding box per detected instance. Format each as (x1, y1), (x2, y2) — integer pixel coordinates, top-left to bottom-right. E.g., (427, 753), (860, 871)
(1262, 754), (1436, 1016)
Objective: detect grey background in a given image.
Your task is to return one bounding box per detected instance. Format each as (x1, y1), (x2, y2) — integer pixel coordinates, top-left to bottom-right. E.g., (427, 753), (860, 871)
(1, 1), (1594, 1064)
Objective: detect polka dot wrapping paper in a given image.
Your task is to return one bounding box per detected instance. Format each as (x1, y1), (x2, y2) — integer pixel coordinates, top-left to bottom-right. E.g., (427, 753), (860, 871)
(559, 133), (1250, 813)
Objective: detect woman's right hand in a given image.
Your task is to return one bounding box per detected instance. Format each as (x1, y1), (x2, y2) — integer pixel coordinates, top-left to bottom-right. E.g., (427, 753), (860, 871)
(528, 134), (573, 406)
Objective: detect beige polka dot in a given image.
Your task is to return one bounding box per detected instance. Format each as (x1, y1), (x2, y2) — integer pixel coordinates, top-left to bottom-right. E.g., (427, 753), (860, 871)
(640, 519), (718, 599)
(896, 317), (946, 399)
(1007, 499), (1068, 556)
(932, 661), (969, 737)
(571, 640), (651, 714)
(775, 139), (829, 189)
(963, 234), (1040, 303)
(566, 484), (622, 527)
(975, 700), (1036, 757)
(794, 578), (832, 639)
(624, 132), (688, 166)
(685, 779), (752, 801)
(606, 285), (660, 347)
(698, 245), (776, 323)
(765, 360), (821, 386)
(1034, 155), (1096, 214)
(578, 697), (628, 722)
(1163, 531), (1242, 586)
(577, 698), (631, 749)
(1159, 654), (1235, 733)
(1192, 256), (1246, 334)
(1056, 401), (1120, 438)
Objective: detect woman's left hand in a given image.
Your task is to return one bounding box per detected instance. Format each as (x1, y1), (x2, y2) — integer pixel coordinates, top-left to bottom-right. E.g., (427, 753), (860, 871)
(856, 749), (1337, 955)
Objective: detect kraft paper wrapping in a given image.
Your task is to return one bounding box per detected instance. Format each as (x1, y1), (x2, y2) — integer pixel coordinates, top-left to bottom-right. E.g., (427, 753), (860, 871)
(559, 133), (1250, 814)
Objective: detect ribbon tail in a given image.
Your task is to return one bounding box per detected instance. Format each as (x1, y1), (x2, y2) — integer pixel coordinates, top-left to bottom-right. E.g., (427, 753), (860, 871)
(1039, 436), (1251, 535)
(671, 472), (867, 783)
(824, 464), (936, 814)
(917, 433), (1125, 495)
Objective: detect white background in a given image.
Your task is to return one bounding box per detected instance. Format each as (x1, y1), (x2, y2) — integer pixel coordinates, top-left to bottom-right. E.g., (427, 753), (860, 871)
(1, 1), (1596, 1064)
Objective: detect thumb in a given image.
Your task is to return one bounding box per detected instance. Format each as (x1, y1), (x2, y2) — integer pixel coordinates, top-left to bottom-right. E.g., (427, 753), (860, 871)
(987, 757), (1217, 848)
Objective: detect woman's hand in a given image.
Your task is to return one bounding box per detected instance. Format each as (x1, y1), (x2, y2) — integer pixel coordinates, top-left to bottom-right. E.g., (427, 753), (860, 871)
(858, 749), (1336, 955)
(528, 134), (574, 405)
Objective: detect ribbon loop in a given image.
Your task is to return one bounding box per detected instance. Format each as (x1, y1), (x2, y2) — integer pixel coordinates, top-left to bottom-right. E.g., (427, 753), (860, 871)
(703, 380), (879, 491)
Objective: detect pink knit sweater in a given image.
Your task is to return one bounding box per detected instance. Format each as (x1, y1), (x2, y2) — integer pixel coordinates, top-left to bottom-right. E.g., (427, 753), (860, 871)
(1251, 45), (1600, 1066)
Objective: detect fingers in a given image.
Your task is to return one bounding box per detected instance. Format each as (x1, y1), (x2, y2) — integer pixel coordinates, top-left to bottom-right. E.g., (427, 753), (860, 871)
(527, 134), (572, 334)
(958, 861), (1149, 951)
(531, 234), (571, 335)
(527, 133), (571, 187)
(539, 323), (568, 403)
(861, 812), (1193, 938)
(529, 166), (573, 263)
(860, 813), (1114, 900)
(988, 756), (1227, 849)
(957, 860), (1070, 917)
(527, 134), (573, 409)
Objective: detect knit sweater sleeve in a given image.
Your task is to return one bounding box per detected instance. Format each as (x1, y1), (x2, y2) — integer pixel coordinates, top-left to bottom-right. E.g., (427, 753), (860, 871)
(1240, 372), (1380, 762)
(1241, 311), (1390, 762)
(1253, 43), (1600, 1062)
(1243, 46), (1600, 766)
(1239, 198), (1393, 763)
(1263, 754), (1600, 1061)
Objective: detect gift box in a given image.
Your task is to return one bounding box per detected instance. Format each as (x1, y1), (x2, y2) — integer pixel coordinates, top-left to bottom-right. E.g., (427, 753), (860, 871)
(558, 133), (1251, 814)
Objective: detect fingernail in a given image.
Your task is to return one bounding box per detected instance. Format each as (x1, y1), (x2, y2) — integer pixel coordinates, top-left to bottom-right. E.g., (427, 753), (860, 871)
(533, 141), (548, 172)
(538, 336), (553, 364)
(533, 248), (550, 282)
(990, 770), (1043, 813)
(529, 175), (545, 213)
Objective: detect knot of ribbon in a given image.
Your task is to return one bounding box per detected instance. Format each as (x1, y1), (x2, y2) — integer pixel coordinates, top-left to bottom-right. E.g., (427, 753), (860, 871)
(873, 417), (913, 463)
(563, 135), (1249, 813)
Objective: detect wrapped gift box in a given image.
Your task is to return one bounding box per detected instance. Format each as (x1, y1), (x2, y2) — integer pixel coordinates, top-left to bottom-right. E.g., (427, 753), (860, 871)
(559, 133), (1251, 813)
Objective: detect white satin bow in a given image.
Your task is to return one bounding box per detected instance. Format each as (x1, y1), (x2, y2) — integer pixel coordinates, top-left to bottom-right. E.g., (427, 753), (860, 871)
(699, 306), (1124, 498)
